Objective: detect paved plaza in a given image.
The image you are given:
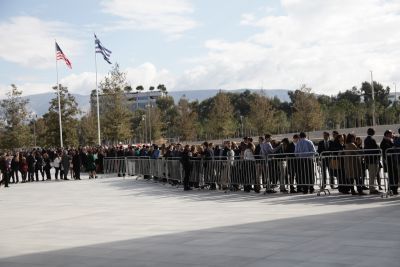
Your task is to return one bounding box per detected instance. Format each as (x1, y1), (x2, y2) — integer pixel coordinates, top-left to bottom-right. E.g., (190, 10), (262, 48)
(0, 176), (399, 267)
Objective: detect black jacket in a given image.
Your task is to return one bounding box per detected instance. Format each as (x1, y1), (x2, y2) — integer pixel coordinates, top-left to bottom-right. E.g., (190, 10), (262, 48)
(317, 140), (333, 154)
(364, 135), (380, 164)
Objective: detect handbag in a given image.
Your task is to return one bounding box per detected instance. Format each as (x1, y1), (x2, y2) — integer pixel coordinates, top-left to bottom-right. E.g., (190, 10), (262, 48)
(329, 158), (339, 170)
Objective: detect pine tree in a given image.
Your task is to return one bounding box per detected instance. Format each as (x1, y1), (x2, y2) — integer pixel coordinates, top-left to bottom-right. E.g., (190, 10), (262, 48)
(99, 63), (132, 144)
(42, 84), (80, 147)
(79, 113), (98, 146)
(248, 95), (276, 135)
(291, 85), (323, 132)
(206, 92), (236, 139)
(0, 84), (31, 149)
(176, 97), (198, 141)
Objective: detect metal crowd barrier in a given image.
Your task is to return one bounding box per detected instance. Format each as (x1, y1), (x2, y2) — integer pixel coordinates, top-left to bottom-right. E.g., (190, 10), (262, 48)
(384, 148), (400, 197)
(103, 149), (398, 197)
(266, 152), (321, 194)
(103, 157), (126, 175)
(320, 149), (386, 196)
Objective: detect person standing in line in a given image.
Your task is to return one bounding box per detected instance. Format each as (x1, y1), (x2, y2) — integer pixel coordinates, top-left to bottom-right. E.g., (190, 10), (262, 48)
(294, 132), (316, 194)
(27, 152), (36, 182)
(11, 152), (20, 183)
(43, 152), (52, 180)
(53, 153), (61, 180)
(380, 130), (398, 195)
(61, 151), (70, 180)
(35, 151), (44, 181)
(181, 145), (192, 191)
(317, 132), (334, 189)
(20, 157), (28, 183)
(243, 142), (259, 193)
(0, 154), (9, 188)
(72, 150), (81, 180)
(86, 149), (96, 179)
(286, 134), (299, 193)
(364, 128), (380, 194)
(344, 133), (365, 195)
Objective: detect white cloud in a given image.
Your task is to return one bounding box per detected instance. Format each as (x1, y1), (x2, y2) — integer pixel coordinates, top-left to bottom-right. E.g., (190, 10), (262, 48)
(0, 82), (53, 98)
(178, 0), (400, 94)
(126, 63), (176, 89)
(0, 63), (176, 98)
(0, 16), (83, 69)
(60, 72), (98, 94)
(100, 0), (197, 38)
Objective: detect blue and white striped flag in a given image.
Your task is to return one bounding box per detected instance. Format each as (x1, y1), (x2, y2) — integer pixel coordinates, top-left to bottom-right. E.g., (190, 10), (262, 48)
(95, 34), (112, 64)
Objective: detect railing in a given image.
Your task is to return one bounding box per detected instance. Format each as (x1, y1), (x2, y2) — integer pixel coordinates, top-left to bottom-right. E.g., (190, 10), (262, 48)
(103, 148), (400, 198)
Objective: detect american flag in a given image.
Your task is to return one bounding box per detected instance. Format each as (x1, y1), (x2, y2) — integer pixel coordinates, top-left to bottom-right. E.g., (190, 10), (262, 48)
(55, 42), (72, 69)
(95, 34), (112, 64)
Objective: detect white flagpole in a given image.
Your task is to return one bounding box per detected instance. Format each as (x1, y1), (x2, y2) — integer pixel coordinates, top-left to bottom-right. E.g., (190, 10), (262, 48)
(95, 34), (101, 146)
(55, 40), (64, 148)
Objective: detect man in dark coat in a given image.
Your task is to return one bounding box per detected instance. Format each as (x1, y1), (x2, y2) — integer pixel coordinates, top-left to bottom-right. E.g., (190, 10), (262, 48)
(61, 151), (70, 180)
(364, 128), (380, 194)
(180, 145), (192, 191)
(380, 130), (398, 194)
(318, 132), (334, 189)
(72, 150), (81, 180)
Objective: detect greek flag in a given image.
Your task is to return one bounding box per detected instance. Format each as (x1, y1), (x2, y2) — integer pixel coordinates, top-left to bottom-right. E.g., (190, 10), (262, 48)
(95, 34), (112, 64)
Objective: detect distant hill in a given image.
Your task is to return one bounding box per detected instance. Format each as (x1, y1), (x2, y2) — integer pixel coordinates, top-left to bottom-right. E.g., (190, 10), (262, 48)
(18, 89), (291, 116)
(22, 93), (91, 116)
(168, 89), (291, 103)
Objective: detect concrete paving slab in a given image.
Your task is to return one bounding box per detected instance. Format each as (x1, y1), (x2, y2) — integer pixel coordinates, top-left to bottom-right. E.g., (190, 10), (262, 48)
(0, 176), (399, 267)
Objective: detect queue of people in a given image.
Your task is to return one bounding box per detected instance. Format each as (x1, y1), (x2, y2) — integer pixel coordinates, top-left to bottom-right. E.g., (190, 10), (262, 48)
(2, 127), (399, 196)
(0, 147), (104, 188)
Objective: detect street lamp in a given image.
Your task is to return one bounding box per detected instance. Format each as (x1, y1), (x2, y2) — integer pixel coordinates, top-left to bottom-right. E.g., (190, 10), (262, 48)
(240, 115), (244, 137)
(370, 70), (376, 126)
(33, 114), (37, 147)
(142, 114), (146, 144)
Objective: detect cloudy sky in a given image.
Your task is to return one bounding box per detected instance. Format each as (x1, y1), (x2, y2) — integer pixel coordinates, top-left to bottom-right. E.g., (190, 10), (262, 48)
(0, 0), (399, 98)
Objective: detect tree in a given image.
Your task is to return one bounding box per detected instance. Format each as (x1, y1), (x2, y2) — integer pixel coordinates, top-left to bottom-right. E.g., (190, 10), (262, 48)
(99, 63), (132, 144)
(79, 112), (98, 146)
(157, 84), (167, 95)
(149, 86), (155, 91)
(248, 95), (276, 135)
(0, 84), (30, 148)
(176, 97), (198, 141)
(291, 85), (323, 132)
(42, 84), (80, 147)
(156, 95), (178, 139)
(136, 85), (144, 91)
(206, 92), (236, 139)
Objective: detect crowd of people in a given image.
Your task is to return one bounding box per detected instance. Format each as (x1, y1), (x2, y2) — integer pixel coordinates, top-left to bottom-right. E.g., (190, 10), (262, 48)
(0, 147), (101, 188)
(1, 127), (399, 196)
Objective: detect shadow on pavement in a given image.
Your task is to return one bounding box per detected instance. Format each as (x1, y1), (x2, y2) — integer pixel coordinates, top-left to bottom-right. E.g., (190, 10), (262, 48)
(99, 177), (400, 207)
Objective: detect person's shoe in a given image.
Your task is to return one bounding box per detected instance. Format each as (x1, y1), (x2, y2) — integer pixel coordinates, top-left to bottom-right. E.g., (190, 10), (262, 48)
(362, 186), (369, 190)
(370, 190), (380, 194)
(290, 189), (297, 193)
(358, 192), (367, 196)
(280, 189), (288, 193)
(351, 191), (358, 195)
(309, 187), (315, 194)
(64, 178), (69, 180)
